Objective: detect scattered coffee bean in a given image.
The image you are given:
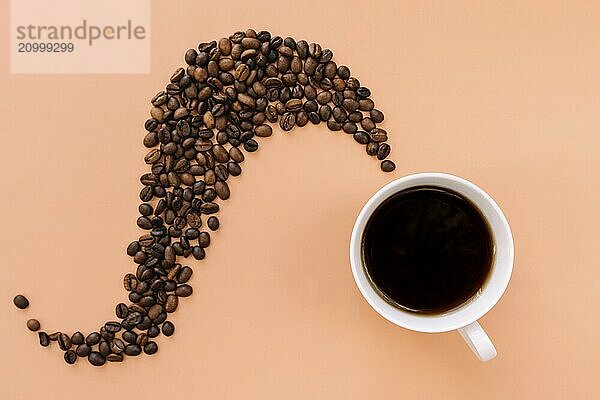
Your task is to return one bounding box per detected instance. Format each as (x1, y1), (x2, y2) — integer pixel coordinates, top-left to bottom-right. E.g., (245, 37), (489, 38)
(124, 344), (142, 356)
(380, 160), (396, 172)
(144, 341), (159, 355)
(162, 321), (175, 337)
(88, 352), (106, 366)
(71, 331), (85, 345)
(27, 319), (40, 332)
(207, 216), (219, 231)
(38, 332), (50, 347)
(76, 344), (92, 357)
(13, 295), (29, 309)
(64, 350), (77, 364)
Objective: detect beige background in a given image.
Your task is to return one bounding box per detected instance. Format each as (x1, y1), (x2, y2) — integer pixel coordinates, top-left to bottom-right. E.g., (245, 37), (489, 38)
(1, 1), (598, 399)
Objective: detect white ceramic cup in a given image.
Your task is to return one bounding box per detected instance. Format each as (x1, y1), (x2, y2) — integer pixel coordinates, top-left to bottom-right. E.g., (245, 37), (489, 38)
(350, 173), (514, 361)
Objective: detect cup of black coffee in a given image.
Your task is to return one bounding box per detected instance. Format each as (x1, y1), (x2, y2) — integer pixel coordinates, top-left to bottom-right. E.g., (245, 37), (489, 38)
(350, 173), (513, 361)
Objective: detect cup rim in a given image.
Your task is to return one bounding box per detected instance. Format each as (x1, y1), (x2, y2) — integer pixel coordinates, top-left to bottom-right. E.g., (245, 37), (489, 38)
(349, 172), (514, 333)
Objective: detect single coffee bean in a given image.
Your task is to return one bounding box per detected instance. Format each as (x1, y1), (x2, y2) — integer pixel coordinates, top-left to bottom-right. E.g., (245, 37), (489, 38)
(207, 216), (220, 231)
(165, 294), (179, 313)
(175, 284), (193, 297)
(122, 331), (138, 344)
(76, 344), (91, 357)
(57, 333), (71, 351)
(200, 202), (219, 214)
(366, 141), (379, 156)
(147, 325), (160, 338)
(86, 332), (101, 346)
(125, 344), (142, 356)
(38, 332), (50, 347)
(380, 160), (396, 172)
(198, 231), (211, 248)
(370, 109), (384, 123)
(127, 241), (142, 256)
(88, 352), (106, 367)
(13, 294), (29, 309)
(280, 112), (296, 131)
(106, 354), (124, 362)
(48, 332), (60, 341)
(353, 131), (370, 145)
(377, 143), (391, 160)
(98, 340), (111, 357)
(254, 124), (272, 137)
(104, 321), (122, 333)
(136, 332), (149, 346)
(71, 331), (85, 345)
(123, 273), (138, 291)
(215, 181), (230, 200)
(115, 303), (129, 319)
(162, 321), (175, 337)
(110, 338), (125, 354)
(177, 266), (193, 283)
(27, 319), (40, 332)
(64, 350), (77, 365)
(144, 341), (159, 355)
(148, 304), (164, 321)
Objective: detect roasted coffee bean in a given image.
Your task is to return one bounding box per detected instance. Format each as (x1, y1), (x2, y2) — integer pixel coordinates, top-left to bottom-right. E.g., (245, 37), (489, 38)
(370, 128), (388, 143)
(192, 246), (205, 260)
(49, 332), (60, 341)
(122, 331), (138, 344)
(175, 284), (193, 297)
(377, 143), (391, 160)
(27, 319), (40, 331)
(148, 304), (164, 321)
(254, 124), (272, 137)
(88, 352), (106, 366)
(200, 188), (215, 203)
(105, 321), (122, 333)
(146, 325), (160, 338)
(127, 241), (141, 256)
(76, 344), (91, 357)
(177, 266), (193, 283)
(366, 141), (379, 156)
(107, 354), (124, 362)
(13, 294), (29, 309)
(144, 341), (159, 355)
(110, 338), (125, 354)
(64, 350), (77, 365)
(353, 131), (370, 144)
(71, 331), (85, 345)
(86, 332), (101, 346)
(227, 161), (242, 176)
(207, 216), (220, 231)
(215, 181), (230, 200)
(198, 231), (211, 248)
(100, 327), (115, 341)
(162, 321), (175, 337)
(123, 273), (138, 291)
(280, 112), (295, 131)
(57, 333), (71, 351)
(165, 294), (179, 313)
(99, 340), (111, 357)
(125, 344), (142, 356)
(370, 109), (384, 123)
(380, 160), (396, 172)
(38, 332), (50, 347)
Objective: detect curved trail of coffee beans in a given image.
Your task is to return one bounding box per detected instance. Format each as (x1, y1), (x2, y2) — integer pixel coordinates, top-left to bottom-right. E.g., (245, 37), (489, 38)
(22, 29), (396, 366)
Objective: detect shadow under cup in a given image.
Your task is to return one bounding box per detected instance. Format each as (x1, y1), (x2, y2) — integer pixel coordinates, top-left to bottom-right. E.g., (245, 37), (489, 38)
(350, 173), (514, 333)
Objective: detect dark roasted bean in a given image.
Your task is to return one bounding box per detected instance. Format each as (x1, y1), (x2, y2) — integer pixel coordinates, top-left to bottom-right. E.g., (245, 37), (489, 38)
(27, 319), (40, 332)
(13, 295), (29, 309)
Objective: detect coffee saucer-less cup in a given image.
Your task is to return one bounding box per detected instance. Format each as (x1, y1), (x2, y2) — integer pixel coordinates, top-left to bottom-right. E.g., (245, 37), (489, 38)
(350, 173), (514, 361)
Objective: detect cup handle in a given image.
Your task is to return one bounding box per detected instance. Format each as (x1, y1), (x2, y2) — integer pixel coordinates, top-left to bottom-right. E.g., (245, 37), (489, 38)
(457, 321), (497, 361)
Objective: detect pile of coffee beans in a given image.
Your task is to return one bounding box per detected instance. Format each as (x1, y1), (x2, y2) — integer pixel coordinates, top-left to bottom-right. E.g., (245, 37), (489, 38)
(14, 29), (395, 366)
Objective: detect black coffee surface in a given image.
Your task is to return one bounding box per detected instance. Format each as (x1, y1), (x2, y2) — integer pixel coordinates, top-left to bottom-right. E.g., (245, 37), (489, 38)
(363, 186), (493, 314)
